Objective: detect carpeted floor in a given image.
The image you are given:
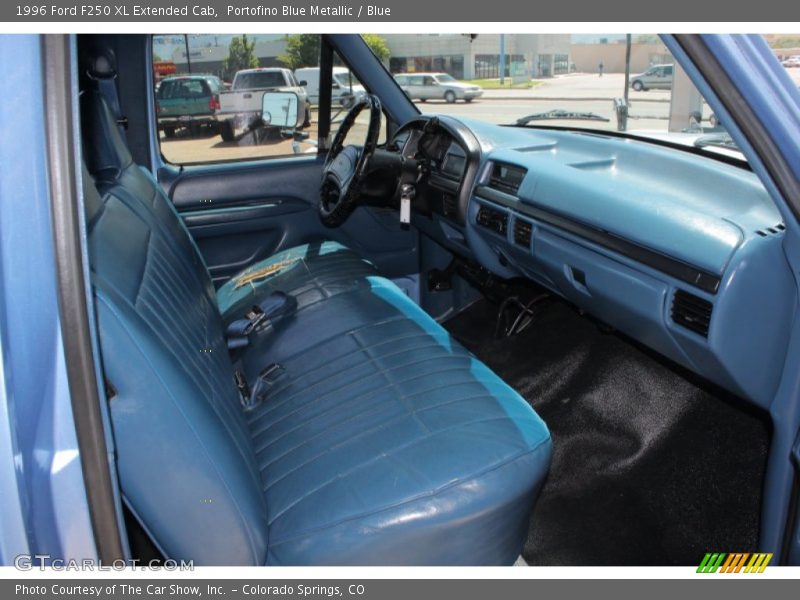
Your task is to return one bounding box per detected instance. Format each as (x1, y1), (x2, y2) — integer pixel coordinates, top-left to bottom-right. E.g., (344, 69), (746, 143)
(444, 295), (770, 566)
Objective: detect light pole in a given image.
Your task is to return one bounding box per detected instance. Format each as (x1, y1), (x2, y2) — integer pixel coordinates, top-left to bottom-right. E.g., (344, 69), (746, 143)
(499, 34), (506, 86)
(624, 34), (631, 105)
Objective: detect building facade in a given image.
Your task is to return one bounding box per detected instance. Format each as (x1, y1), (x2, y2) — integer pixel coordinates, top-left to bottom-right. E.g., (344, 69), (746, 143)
(570, 41), (673, 73)
(383, 34), (572, 79)
(161, 34), (574, 81)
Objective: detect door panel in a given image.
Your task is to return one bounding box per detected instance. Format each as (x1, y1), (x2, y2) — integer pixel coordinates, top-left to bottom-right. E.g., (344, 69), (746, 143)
(159, 155), (418, 287)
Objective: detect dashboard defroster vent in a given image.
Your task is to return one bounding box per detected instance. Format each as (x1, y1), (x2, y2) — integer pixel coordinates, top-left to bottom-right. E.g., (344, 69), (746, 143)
(671, 289), (713, 337)
(476, 205), (508, 236)
(514, 218), (533, 247)
(487, 162), (527, 196)
(755, 222), (785, 237)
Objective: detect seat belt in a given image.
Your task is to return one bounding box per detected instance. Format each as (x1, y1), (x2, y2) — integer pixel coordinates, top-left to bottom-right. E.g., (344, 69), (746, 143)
(236, 364), (286, 411)
(225, 291), (297, 350)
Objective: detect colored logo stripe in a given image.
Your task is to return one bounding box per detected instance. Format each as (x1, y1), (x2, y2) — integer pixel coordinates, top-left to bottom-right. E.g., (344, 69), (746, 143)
(745, 553), (773, 573)
(697, 553), (726, 573)
(697, 552), (773, 573)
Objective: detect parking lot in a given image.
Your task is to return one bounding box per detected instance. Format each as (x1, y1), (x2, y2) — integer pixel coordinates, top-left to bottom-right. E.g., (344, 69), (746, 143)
(160, 70), (800, 165)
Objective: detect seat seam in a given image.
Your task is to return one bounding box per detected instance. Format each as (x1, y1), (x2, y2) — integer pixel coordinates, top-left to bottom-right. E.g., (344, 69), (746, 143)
(247, 338), (459, 425)
(249, 354), (475, 438)
(255, 389), (514, 476)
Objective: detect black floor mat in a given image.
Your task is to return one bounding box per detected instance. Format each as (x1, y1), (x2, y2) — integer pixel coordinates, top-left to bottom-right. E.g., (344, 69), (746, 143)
(444, 296), (770, 566)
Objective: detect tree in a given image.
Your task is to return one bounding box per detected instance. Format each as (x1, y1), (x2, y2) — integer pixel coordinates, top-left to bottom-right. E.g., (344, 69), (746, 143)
(279, 34), (391, 69)
(362, 34), (390, 62)
(279, 34), (320, 70)
(222, 35), (260, 80)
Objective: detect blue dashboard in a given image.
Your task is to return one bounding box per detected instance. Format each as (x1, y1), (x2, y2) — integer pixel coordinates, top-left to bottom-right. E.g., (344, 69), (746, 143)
(398, 115), (795, 409)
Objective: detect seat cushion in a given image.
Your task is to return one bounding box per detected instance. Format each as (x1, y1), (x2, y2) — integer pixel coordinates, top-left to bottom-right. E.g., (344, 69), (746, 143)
(239, 277), (552, 565)
(216, 241), (377, 325)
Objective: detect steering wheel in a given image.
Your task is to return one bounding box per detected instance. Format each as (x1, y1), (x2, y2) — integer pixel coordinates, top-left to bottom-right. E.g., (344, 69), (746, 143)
(319, 93), (382, 227)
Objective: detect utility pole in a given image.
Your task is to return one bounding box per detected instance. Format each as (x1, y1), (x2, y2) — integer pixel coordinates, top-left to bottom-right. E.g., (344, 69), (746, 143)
(499, 34), (506, 86)
(624, 34), (631, 104)
(184, 34), (192, 74)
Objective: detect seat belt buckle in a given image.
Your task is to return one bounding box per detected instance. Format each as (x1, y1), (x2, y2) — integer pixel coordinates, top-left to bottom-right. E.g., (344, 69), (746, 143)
(234, 370), (251, 406)
(226, 292), (297, 351)
(240, 363), (285, 411)
(243, 305), (269, 335)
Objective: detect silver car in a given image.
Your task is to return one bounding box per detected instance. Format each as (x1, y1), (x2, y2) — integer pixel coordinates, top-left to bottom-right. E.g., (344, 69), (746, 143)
(394, 72), (483, 103)
(630, 64), (674, 91)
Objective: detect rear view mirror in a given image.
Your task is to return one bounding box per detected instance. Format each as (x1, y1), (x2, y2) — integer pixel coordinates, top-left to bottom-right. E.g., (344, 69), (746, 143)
(262, 91), (300, 129)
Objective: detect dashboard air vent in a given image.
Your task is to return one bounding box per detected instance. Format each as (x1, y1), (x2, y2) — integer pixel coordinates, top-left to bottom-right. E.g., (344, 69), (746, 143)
(755, 222), (785, 237)
(476, 205), (508, 236)
(514, 218), (532, 247)
(487, 162), (527, 196)
(671, 289), (713, 337)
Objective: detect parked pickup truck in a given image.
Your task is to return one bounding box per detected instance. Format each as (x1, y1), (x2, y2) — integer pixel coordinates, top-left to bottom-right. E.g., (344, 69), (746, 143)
(156, 74), (224, 137)
(216, 67), (311, 141)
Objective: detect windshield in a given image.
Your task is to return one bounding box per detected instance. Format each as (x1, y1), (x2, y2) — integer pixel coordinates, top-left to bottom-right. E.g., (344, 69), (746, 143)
(394, 33), (800, 161)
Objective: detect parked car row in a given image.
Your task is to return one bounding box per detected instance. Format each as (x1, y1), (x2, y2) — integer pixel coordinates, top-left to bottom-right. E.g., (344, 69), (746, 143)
(156, 66), (367, 141)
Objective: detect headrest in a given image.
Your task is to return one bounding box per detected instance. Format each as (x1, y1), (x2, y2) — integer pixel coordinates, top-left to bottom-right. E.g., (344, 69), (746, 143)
(80, 89), (133, 182)
(84, 48), (117, 80)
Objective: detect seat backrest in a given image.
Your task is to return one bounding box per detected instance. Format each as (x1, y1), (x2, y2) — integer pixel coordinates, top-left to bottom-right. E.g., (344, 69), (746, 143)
(81, 91), (268, 564)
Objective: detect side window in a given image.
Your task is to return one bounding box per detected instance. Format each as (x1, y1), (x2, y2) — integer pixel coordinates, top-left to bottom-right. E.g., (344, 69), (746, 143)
(424, 76), (436, 86)
(152, 35), (391, 165)
(330, 50), (388, 147)
(152, 34), (325, 165)
(664, 66), (673, 76)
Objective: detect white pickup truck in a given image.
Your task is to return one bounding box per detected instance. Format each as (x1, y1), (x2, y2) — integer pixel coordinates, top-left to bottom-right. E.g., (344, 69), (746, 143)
(216, 67), (311, 141)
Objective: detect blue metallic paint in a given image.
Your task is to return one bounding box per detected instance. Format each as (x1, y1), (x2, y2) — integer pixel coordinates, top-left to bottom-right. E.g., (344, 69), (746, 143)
(0, 35), (98, 563)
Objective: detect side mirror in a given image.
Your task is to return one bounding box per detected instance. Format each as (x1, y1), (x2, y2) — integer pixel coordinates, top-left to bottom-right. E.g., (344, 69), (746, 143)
(298, 80), (308, 87)
(262, 91), (300, 130)
(332, 82), (341, 90)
